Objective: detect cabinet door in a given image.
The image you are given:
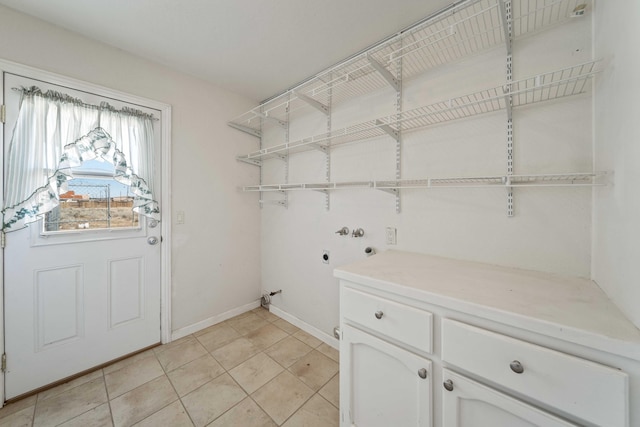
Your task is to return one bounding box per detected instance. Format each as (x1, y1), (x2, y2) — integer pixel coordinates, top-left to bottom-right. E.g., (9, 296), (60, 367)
(442, 369), (577, 427)
(340, 324), (431, 427)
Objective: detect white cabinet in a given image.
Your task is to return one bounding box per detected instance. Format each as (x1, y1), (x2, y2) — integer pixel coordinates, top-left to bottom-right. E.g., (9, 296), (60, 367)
(341, 286), (433, 353)
(340, 325), (432, 427)
(336, 251), (640, 427)
(442, 369), (577, 427)
(442, 319), (628, 427)
(339, 281), (435, 426)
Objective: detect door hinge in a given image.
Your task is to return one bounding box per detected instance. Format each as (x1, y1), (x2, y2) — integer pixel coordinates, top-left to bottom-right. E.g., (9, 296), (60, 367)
(0, 105), (5, 124)
(1, 353), (6, 372)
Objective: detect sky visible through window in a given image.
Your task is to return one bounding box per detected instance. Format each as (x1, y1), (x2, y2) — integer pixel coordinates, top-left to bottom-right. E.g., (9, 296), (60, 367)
(45, 159), (139, 232)
(71, 159), (131, 198)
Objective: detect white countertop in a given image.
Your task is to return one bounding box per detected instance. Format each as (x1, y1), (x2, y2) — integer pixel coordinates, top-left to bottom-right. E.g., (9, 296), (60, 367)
(334, 250), (640, 360)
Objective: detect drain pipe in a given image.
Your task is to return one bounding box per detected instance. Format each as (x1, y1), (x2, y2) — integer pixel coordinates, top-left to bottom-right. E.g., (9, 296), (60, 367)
(261, 290), (282, 308)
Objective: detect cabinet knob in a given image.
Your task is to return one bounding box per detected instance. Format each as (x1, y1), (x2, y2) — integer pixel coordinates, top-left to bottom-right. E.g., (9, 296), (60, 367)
(510, 360), (524, 374)
(443, 379), (454, 391)
(374, 311), (384, 319)
(418, 368), (428, 379)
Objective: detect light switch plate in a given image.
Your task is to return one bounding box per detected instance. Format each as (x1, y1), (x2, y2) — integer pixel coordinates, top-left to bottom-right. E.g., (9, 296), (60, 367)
(386, 227), (397, 245)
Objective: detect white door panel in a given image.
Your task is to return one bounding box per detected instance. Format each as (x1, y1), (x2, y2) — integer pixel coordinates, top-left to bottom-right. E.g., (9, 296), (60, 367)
(3, 73), (162, 399)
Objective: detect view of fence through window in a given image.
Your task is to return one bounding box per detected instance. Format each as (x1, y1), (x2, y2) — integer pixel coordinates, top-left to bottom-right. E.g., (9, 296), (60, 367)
(45, 179), (139, 232)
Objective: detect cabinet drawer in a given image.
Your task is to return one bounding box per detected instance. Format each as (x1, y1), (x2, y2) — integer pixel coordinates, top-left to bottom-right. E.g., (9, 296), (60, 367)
(342, 286), (432, 353)
(442, 319), (628, 427)
(442, 369), (577, 427)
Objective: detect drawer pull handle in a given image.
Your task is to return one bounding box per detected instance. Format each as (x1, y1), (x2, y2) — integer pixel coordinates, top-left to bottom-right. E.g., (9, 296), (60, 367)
(510, 360), (524, 374)
(374, 311), (384, 319)
(418, 368), (428, 379)
(443, 379), (454, 391)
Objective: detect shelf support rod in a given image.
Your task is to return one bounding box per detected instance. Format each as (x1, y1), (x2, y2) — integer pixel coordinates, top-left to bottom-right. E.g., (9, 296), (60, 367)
(375, 120), (400, 141)
(368, 55), (401, 92)
(228, 122), (261, 138)
(255, 112), (288, 129)
(324, 73), (333, 211)
(376, 187), (399, 195)
(294, 92), (330, 116)
(258, 107), (264, 208)
(237, 157), (262, 167)
(498, 0), (512, 57)
(308, 143), (328, 153)
(282, 94), (291, 209)
(393, 37), (403, 214)
(500, 0), (514, 217)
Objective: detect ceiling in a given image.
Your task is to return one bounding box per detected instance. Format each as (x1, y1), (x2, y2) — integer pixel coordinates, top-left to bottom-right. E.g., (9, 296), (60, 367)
(0, 0), (453, 102)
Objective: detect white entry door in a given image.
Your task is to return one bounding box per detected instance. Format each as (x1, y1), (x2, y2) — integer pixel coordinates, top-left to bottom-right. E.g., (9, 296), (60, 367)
(3, 73), (162, 399)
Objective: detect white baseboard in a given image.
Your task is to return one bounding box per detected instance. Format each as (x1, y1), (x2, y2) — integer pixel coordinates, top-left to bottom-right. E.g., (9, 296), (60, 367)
(171, 300), (261, 341)
(269, 305), (339, 350)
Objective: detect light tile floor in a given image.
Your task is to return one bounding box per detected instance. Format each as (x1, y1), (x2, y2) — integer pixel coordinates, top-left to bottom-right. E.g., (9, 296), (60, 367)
(0, 307), (340, 427)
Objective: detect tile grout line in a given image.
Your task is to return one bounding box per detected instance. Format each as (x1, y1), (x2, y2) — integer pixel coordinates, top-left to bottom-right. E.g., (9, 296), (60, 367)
(154, 340), (196, 427)
(198, 312), (309, 426)
(100, 368), (116, 427)
(15, 309), (336, 427)
(30, 398), (36, 427)
(218, 312), (337, 426)
(205, 318), (288, 425)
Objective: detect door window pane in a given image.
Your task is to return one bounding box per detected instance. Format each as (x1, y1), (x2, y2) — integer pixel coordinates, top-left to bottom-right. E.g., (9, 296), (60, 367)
(44, 160), (139, 232)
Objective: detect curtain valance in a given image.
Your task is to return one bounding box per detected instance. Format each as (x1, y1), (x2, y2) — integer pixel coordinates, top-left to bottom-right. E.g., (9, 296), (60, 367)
(2, 86), (160, 231)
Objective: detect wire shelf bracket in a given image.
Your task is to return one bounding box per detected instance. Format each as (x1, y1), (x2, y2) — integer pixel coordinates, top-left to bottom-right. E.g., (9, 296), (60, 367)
(294, 92), (330, 115)
(238, 157), (262, 167)
(367, 55), (401, 92)
(376, 119), (400, 142)
(308, 142), (329, 153)
(256, 111), (288, 129)
(377, 187), (399, 196)
(228, 122), (262, 138)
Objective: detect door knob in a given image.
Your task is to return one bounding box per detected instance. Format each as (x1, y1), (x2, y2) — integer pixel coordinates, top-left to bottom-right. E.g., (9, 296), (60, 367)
(443, 379), (454, 391)
(418, 368), (428, 379)
(147, 236), (159, 245)
(374, 311), (384, 319)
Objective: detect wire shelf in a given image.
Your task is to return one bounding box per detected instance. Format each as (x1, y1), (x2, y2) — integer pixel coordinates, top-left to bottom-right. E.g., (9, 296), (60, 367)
(236, 61), (597, 163)
(228, 0), (588, 134)
(242, 172), (606, 192)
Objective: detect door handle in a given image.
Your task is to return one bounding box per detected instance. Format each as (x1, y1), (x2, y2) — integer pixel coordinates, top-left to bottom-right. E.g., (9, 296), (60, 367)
(147, 236), (159, 245)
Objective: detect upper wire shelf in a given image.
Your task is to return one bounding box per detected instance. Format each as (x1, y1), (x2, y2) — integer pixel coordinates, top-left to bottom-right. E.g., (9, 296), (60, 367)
(228, 0), (589, 135)
(237, 61), (598, 165)
(242, 172), (606, 192)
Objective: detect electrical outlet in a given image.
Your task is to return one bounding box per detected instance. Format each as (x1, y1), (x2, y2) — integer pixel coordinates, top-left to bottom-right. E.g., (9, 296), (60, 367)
(176, 211), (185, 224)
(386, 227), (397, 245)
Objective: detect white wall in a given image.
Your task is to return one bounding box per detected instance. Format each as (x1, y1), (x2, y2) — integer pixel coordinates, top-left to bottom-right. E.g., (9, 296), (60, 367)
(0, 5), (261, 332)
(261, 17), (594, 337)
(592, 0), (640, 328)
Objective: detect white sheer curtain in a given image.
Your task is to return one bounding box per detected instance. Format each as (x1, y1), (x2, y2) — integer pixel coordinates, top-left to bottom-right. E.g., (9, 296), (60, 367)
(2, 87), (160, 231)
